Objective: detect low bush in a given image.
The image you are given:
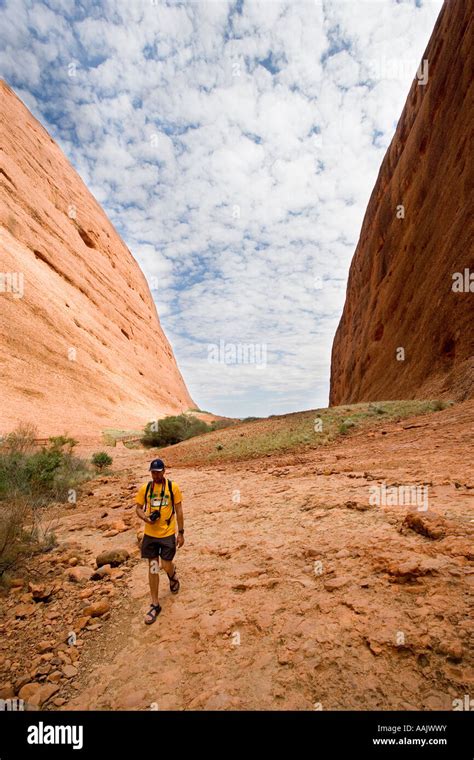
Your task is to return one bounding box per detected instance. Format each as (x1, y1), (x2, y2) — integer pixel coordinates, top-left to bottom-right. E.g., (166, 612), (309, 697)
(141, 415), (211, 447)
(0, 426), (90, 575)
(91, 451), (113, 470)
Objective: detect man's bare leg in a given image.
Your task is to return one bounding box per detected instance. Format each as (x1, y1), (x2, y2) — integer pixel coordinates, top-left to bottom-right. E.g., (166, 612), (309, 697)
(149, 559), (160, 605)
(161, 558), (175, 580)
(161, 558), (180, 593)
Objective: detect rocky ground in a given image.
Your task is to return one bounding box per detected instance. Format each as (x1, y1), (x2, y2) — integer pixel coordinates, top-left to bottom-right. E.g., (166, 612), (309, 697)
(0, 401), (472, 710)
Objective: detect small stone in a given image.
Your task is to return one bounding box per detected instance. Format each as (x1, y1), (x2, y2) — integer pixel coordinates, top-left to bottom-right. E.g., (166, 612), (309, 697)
(0, 683), (15, 699)
(37, 640), (54, 654)
(13, 603), (36, 618)
(82, 599), (111, 618)
(18, 682), (41, 701)
(439, 640), (463, 662)
(28, 583), (53, 601)
(66, 566), (93, 583)
(90, 564), (112, 580)
(29, 683), (59, 707)
(387, 556), (445, 579)
(45, 609), (60, 620)
(62, 664), (78, 678)
(9, 578), (25, 588)
(403, 511), (447, 540)
(368, 641), (383, 656)
(47, 671), (63, 683)
(75, 616), (91, 631)
(110, 520), (128, 532)
(14, 675), (31, 693)
(324, 576), (351, 591)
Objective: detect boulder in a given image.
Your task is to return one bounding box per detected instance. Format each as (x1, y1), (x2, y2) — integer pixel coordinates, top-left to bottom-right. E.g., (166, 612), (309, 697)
(96, 549), (129, 568)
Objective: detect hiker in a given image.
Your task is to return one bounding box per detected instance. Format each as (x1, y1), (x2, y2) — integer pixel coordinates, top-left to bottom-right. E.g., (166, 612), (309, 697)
(135, 458), (185, 625)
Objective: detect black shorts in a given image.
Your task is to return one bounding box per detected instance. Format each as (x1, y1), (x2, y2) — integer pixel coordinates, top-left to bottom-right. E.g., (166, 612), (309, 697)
(141, 533), (176, 561)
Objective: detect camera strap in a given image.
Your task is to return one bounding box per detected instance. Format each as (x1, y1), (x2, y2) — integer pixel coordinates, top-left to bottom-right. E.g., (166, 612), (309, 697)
(144, 479), (175, 525)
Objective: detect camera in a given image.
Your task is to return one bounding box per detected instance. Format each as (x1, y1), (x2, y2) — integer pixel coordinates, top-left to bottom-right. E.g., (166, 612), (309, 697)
(149, 510), (161, 523)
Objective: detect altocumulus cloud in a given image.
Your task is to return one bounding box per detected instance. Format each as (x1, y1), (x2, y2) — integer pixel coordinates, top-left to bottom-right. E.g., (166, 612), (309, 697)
(0, 0), (443, 417)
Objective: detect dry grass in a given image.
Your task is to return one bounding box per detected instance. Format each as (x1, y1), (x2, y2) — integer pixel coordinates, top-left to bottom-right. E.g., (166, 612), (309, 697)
(150, 399), (453, 466)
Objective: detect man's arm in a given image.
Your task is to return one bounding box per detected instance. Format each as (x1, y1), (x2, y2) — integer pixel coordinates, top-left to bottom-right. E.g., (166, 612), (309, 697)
(175, 501), (184, 546)
(136, 502), (152, 524)
(175, 502), (184, 531)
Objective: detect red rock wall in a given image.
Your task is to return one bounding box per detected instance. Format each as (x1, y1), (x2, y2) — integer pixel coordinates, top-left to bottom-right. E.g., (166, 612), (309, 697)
(0, 80), (196, 437)
(330, 0), (473, 406)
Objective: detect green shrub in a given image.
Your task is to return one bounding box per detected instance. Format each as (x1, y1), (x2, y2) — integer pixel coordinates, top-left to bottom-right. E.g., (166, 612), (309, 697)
(0, 427), (90, 574)
(209, 419), (235, 431)
(141, 415), (211, 447)
(0, 430), (84, 503)
(91, 452), (113, 471)
(339, 419), (357, 435)
(368, 403), (385, 415)
(0, 500), (28, 574)
(430, 399), (449, 412)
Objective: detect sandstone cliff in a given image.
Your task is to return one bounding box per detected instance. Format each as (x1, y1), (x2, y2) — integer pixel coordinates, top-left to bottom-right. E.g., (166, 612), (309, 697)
(330, 0), (473, 406)
(0, 80), (196, 437)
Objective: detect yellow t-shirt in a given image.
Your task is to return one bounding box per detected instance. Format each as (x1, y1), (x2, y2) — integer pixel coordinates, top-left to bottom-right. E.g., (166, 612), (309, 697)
(135, 479), (182, 538)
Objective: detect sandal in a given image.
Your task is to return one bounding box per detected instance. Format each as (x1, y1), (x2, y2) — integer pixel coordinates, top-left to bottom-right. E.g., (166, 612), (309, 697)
(144, 603), (162, 625)
(168, 569), (180, 594)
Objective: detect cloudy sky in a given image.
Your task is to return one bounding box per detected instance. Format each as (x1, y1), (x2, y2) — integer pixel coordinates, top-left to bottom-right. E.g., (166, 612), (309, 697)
(0, 0), (443, 418)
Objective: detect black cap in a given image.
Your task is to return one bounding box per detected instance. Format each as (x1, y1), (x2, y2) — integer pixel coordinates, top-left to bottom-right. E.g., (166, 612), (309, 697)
(149, 458), (165, 472)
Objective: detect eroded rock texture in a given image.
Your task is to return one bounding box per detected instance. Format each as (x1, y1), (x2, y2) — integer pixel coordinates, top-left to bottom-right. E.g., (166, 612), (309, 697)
(0, 80), (195, 436)
(330, 0), (473, 405)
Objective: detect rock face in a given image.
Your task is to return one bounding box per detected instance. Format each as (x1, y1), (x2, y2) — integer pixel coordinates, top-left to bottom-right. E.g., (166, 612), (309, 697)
(0, 80), (195, 436)
(330, 0), (473, 406)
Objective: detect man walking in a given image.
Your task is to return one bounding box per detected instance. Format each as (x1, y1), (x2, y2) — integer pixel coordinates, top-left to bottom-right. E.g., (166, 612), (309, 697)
(135, 459), (185, 624)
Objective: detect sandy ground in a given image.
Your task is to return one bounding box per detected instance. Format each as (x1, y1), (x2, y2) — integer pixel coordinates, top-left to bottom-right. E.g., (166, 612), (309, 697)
(1, 401), (473, 710)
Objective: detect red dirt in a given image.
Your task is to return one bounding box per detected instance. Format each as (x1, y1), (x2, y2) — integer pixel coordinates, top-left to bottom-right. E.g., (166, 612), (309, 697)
(1, 400), (472, 710)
